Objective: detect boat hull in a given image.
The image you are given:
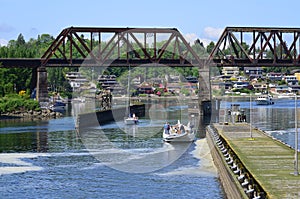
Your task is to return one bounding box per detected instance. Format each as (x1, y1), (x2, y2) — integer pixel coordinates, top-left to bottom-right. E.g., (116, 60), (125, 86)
(163, 132), (195, 142)
(124, 118), (138, 125)
(255, 100), (274, 105)
(255, 95), (274, 105)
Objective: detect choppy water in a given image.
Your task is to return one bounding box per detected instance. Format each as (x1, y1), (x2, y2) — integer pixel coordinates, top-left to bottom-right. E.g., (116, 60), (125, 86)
(0, 105), (224, 199)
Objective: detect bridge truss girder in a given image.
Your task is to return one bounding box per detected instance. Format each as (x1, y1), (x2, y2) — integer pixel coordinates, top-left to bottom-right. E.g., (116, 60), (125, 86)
(41, 27), (203, 67)
(209, 27), (300, 67)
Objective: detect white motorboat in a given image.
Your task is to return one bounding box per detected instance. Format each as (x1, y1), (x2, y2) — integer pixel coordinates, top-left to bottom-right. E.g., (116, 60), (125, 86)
(124, 65), (139, 125)
(163, 120), (195, 142)
(277, 93), (294, 99)
(255, 94), (274, 105)
(124, 113), (139, 125)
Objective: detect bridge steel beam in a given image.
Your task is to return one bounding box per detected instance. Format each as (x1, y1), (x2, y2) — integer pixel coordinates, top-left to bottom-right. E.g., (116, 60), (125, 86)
(209, 27), (300, 67)
(39, 26), (211, 117)
(40, 27), (203, 67)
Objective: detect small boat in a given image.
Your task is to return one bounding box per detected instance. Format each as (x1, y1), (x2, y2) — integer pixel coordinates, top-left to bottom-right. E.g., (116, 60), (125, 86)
(255, 94), (274, 105)
(163, 120), (195, 142)
(277, 93), (294, 99)
(124, 65), (139, 125)
(49, 101), (66, 112)
(124, 113), (139, 125)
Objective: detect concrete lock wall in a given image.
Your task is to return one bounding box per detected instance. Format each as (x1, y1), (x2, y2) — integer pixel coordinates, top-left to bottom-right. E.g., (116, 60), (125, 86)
(206, 129), (245, 199)
(77, 104), (145, 129)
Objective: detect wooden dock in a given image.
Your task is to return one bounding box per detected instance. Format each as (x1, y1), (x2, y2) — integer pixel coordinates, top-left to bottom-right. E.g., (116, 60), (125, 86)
(207, 123), (300, 199)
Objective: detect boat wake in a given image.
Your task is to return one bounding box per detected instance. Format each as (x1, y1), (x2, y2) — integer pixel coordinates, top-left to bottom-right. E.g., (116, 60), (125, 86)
(0, 153), (46, 175)
(156, 139), (218, 177)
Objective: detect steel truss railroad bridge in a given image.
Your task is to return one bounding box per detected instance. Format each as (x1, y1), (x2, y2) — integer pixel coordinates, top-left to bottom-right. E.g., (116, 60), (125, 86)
(1, 26), (300, 115)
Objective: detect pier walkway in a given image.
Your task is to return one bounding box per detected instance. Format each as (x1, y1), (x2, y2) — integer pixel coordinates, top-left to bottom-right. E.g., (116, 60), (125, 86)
(207, 123), (300, 199)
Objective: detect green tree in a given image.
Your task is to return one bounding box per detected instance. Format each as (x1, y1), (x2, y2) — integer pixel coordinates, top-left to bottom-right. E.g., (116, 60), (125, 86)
(206, 41), (215, 54)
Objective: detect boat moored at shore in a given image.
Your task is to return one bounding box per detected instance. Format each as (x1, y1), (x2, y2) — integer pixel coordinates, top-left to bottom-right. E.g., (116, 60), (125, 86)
(255, 94), (274, 105)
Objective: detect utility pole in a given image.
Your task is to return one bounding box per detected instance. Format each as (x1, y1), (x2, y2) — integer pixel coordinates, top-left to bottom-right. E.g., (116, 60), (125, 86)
(294, 94), (299, 176)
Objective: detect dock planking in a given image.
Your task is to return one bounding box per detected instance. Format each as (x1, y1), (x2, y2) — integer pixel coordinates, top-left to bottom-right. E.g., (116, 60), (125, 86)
(212, 123), (300, 199)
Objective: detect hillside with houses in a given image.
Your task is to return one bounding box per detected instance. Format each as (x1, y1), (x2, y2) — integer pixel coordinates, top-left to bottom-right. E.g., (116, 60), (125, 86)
(65, 71), (199, 98)
(64, 66), (300, 100)
(212, 66), (300, 98)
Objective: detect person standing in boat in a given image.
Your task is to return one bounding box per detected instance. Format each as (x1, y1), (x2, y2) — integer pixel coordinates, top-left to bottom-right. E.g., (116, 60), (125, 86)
(179, 124), (185, 134)
(164, 122), (170, 134)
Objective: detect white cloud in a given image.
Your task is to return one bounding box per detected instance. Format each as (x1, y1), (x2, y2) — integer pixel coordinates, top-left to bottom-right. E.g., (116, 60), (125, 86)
(0, 38), (8, 46)
(184, 33), (198, 44)
(203, 27), (223, 40)
(183, 33), (212, 48)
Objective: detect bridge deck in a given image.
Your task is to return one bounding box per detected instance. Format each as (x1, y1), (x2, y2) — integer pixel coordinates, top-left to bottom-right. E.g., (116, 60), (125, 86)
(0, 58), (203, 68)
(212, 123), (300, 199)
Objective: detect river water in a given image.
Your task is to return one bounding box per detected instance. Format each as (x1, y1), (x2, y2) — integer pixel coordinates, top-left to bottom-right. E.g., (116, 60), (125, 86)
(0, 100), (224, 199)
(1, 97), (299, 199)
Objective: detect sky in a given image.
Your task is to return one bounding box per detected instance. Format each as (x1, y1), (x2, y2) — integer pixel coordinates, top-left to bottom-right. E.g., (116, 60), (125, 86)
(1, 0), (300, 47)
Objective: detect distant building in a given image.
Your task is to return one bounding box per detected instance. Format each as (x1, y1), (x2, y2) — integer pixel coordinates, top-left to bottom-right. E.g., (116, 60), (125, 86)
(211, 81), (233, 90)
(282, 75), (298, 85)
(137, 82), (154, 94)
(221, 67), (239, 76)
(266, 72), (283, 81)
(185, 76), (198, 83)
(98, 75), (124, 94)
(289, 85), (300, 94)
(244, 67), (263, 76)
(294, 72), (300, 81)
(233, 81), (249, 89)
(65, 72), (89, 91)
(274, 85), (290, 94)
(168, 75), (180, 83)
(252, 83), (268, 92)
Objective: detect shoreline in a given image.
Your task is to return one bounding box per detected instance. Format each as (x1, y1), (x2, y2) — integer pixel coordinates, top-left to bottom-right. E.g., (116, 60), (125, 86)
(0, 109), (63, 121)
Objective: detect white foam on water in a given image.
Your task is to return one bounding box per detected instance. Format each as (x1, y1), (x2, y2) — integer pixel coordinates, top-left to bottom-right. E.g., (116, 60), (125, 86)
(86, 143), (179, 170)
(156, 139), (218, 177)
(192, 138), (218, 176)
(0, 153), (46, 175)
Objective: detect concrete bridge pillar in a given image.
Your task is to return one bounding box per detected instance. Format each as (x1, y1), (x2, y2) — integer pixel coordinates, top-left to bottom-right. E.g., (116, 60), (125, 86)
(198, 66), (211, 116)
(36, 66), (48, 103)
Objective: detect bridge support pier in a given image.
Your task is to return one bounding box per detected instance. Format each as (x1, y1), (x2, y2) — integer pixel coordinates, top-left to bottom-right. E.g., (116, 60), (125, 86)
(36, 66), (48, 103)
(198, 67), (211, 117)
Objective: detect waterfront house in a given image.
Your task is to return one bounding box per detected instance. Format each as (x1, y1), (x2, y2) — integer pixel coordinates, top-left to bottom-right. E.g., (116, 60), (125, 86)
(289, 85), (300, 94)
(211, 81), (233, 91)
(221, 66), (239, 77)
(233, 81), (249, 89)
(274, 85), (290, 94)
(66, 72), (89, 91)
(244, 67), (263, 76)
(252, 83), (268, 92)
(282, 75), (298, 85)
(186, 76), (198, 83)
(266, 72), (283, 81)
(98, 75), (124, 94)
(137, 82), (154, 94)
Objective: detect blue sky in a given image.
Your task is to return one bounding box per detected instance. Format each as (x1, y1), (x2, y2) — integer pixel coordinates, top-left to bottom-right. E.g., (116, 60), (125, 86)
(1, 0), (300, 46)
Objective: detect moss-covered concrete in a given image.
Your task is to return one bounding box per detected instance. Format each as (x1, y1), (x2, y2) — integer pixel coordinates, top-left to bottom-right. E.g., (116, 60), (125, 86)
(213, 123), (300, 199)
